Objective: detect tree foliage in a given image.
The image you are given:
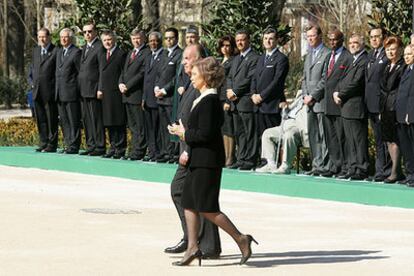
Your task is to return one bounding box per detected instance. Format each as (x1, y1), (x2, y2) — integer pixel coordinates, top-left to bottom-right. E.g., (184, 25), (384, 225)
(201, 0), (291, 55)
(369, 0), (413, 44)
(56, 0), (140, 48)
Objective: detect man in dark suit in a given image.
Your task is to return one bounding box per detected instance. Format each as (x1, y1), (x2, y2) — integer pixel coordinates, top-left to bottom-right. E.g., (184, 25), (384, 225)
(365, 26), (390, 181)
(302, 25), (332, 176)
(97, 30), (127, 159)
(334, 33), (369, 180)
(31, 27), (59, 153)
(154, 27), (183, 163)
(165, 44), (221, 258)
(396, 45), (414, 187)
(142, 31), (164, 161)
(78, 22), (106, 156)
(119, 29), (150, 160)
(227, 30), (259, 170)
(321, 29), (352, 177)
(55, 28), (82, 154)
(251, 28), (289, 138)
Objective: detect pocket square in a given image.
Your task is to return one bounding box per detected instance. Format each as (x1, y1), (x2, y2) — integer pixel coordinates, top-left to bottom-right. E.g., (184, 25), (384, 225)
(168, 61), (175, 65)
(339, 65), (347, 69)
(379, 60), (384, 64)
(266, 65), (274, 68)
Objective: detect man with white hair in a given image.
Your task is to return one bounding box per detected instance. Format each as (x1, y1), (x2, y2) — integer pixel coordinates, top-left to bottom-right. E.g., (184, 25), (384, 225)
(333, 33), (369, 180)
(55, 28), (82, 154)
(256, 91), (309, 174)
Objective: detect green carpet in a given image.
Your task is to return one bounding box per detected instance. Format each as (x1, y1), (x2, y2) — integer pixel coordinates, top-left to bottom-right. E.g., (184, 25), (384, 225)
(1, 146), (414, 209)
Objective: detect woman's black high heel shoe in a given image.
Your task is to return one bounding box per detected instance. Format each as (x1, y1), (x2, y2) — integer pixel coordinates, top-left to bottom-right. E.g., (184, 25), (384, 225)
(172, 249), (202, 266)
(239, 234), (258, 265)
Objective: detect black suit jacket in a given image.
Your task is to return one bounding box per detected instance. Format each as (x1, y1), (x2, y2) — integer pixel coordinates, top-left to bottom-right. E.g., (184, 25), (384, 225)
(155, 46), (183, 106)
(143, 49), (164, 109)
(226, 50), (259, 112)
(185, 93), (225, 168)
(395, 66), (414, 123)
(219, 57), (234, 103)
(31, 44), (57, 102)
(119, 46), (150, 104)
(365, 48), (387, 113)
(98, 47), (127, 126)
(337, 50), (368, 119)
(379, 59), (405, 113)
(78, 39), (104, 98)
(55, 45), (82, 102)
(251, 49), (288, 114)
(177, 84), (200, 154)
(323, 48), (352, 116)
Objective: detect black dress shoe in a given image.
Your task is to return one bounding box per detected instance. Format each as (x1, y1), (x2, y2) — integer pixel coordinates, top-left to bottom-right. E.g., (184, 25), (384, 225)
(337, 172), (353, 179)
(42, 147), (57, 153)
(407, 181), (414, 187)
(373, 175), (386, 182)
(398, 179), (409, 185)
(156, 157), (169, 163)
(350, 173), (367, 181)
(321, 171), (334, 177)
(164, 239), (188, 254)
(143, 156), (155, 162)
(228, 162), (243, 169)
(79, 150), (92, 156)
(89, 151), (105, 156)
(113, 154), (124, 159)
(201, 251), (221, 259)
(65, 149), (79, 154)
(102, 152), (114, 158)
(239, 164), (255, 171)
(35, 146), (46, 152)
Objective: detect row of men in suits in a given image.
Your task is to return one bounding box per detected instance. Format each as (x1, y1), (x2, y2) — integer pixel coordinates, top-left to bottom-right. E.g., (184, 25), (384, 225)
(31, 24), (187, 161)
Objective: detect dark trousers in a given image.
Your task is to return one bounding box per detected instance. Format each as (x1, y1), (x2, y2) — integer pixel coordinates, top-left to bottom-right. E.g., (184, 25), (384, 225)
(107, 125), (126, 156)
(233, 111), (258, 165)
(125, 103), (147, 158)
(397, 124), (414, 182)
(58, 100), (81, 151)
(158, 105), (174, 158)
(34, 97), (59, 149)
(323, 114), (347, 174)
(342, 118), (369, 175)
(144, 107), (160, 158)
(308, 111), (331, 172)
(81, 97), (105, 153)
(368, 112), (391, 177)
(256, 112), (281, 137)
(171, 165), (221, 254)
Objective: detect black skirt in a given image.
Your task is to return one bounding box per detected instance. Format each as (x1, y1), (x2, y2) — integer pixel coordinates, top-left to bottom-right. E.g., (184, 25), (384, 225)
(381, 111), (399, 143)
(221, 107), (234, 136)
(181, 167), (222, 213)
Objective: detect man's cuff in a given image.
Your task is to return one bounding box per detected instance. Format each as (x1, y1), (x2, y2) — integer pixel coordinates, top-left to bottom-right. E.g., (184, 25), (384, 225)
(161, 88), (167, 96)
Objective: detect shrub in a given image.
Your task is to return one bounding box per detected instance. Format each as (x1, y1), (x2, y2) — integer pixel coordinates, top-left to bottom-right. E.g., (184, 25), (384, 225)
(0, 76), (28, 108)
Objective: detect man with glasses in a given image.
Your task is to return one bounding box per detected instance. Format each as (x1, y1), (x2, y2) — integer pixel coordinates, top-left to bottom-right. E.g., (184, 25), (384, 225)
(154, 27), (183, 163)
(78, 22), (106, 156)
(365, 26), (390, 181)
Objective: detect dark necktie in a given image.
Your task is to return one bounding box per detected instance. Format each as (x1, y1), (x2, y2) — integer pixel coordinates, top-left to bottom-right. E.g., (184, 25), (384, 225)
(327, 50), (336, 77)
(373, 49), (378, 59)
(106, 50), (110, 62)
(150, 53), (156, 67)
(41, 48), (47, 61)
(265, 54), (271, 64)
(129, 50), (137, 64)
(84, 45), (91, 57)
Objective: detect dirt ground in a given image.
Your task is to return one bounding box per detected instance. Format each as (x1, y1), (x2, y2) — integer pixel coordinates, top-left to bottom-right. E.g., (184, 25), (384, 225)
(0, 165), (413, 276)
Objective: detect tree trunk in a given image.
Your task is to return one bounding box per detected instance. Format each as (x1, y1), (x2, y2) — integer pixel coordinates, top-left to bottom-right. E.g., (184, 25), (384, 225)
(145, 0), (159, 31)
(8, 0), (25, 78)
(270, 0), (286, 24)
(1, 0), (10, 78)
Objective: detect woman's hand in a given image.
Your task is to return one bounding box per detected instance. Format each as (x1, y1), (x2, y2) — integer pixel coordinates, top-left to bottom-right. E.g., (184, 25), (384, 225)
(167, 119), (185, 140)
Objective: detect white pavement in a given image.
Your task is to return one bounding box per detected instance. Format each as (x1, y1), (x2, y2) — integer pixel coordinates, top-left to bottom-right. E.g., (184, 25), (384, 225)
(0, 165), (413, 275)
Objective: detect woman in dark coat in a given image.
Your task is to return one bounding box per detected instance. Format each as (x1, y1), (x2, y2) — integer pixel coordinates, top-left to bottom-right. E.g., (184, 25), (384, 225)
(217, 35), (238, 166)
(379, 36), (406, 183)
(168, 57), (257, 266)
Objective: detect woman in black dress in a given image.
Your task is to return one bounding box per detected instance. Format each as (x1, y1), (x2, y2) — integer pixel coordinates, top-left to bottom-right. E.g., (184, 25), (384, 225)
(217, 35), (238, 167)
(379, 36), (406, 183)
(168, 57), (257, 266)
